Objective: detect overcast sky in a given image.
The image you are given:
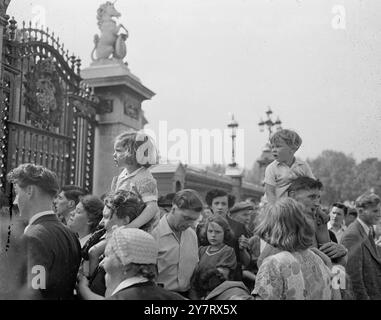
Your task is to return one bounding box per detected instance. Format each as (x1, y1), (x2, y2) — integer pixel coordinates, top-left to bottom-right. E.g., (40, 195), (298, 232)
(8, 0), (381, 169)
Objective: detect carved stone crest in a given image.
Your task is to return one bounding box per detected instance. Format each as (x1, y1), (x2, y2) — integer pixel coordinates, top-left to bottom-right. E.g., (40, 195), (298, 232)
(123, 102), (140, 120)
(24, 58), (64, 130)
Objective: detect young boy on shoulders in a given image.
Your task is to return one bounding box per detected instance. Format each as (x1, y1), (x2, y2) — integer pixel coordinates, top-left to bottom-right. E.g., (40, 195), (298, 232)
(264, 129), (314, 204)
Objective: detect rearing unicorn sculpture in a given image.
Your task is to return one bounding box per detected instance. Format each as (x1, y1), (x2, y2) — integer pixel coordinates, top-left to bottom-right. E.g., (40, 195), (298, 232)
(91, 1), (128, 63)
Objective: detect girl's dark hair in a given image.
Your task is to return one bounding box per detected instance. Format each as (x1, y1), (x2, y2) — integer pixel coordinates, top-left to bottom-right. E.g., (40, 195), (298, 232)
(201, 215), (234, 245)
(172, 189), (204, 212)
(205, 189), (235, 209)
(104, 190), (146, 223)
(79, 195), (104, 234)
(255, 197), (314, 252)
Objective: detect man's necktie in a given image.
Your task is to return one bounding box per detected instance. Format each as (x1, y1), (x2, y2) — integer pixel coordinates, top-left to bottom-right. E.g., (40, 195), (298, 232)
(368, 226), (378, 252)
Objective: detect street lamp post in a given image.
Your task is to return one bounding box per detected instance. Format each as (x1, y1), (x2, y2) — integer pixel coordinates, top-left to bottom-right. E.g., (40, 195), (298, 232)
(226, 113), (244, 202)
(228, 113), (238, 167)
(256, 107), (282, 185)
(258, 106), (282, 140)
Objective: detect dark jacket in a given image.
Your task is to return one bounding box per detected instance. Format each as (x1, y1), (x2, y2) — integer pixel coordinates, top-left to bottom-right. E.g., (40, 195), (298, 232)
(22, 214), (81, 300)
(340, 220), (381, 300)
(205, 281), (253, 300)
(106, 281), (186, 300)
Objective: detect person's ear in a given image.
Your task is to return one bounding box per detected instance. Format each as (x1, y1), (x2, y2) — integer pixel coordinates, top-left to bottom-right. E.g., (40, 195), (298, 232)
(68, 200), (76, 209)
(27, 185), (35, 198)
(122, 216), (130, 226)
(170, 205), (178, 215)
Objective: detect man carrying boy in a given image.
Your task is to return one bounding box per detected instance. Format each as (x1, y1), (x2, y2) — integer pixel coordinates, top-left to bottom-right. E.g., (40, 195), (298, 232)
(259, 177), (348, 267)
(264, 129), (314, 204)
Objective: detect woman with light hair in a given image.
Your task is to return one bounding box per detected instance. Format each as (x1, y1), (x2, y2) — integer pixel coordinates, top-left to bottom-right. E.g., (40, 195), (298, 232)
(252, 197), (340, 300)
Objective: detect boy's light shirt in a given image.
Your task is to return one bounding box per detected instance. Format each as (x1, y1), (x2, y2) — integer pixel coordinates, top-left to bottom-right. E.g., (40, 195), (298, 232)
(264, 158), (315, 199)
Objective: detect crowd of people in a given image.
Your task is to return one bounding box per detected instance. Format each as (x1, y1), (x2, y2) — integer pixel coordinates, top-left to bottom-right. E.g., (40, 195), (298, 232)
(0, 129), (381, 300)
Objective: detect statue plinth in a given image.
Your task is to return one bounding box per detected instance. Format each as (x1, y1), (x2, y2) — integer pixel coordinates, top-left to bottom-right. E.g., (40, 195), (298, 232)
(82, 61), (155, 196)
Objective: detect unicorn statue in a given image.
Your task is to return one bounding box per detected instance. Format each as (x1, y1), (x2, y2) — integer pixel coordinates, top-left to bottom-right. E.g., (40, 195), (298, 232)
(91, 1), (128, 64)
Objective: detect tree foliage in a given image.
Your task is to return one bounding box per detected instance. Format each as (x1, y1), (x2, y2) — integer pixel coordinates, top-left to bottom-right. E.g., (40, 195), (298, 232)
(307, 150), (381, 205)
(245, 149), (381, 205)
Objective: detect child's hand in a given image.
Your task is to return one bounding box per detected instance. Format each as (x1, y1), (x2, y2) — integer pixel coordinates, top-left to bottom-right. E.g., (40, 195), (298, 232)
(77, 272), (89, 288)
(239, 235), (249, 250)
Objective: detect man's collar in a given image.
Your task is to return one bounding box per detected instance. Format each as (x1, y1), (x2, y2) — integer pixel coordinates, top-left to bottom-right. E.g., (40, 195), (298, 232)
(112, 276), (148, 296)
(357, 217), (370, 235)
(159, 215), (175, 236)
(327, 221), (346, 231)
(24, 210), (55, 234)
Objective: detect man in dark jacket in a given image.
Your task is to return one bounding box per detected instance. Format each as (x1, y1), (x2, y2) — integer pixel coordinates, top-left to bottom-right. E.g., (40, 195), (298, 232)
(7, 163), (81, 300)
(341, 192), (381, 300)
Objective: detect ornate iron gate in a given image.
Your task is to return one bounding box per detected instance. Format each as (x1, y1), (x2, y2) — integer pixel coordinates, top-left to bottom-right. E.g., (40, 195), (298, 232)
(0, 17), (101, 194)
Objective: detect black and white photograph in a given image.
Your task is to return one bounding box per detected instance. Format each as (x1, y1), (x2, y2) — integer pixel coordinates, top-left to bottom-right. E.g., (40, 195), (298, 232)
(1, 0), (381, 306)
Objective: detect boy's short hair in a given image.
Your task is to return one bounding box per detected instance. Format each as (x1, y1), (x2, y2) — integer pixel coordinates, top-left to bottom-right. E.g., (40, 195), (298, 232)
(332, 202), (348, 216)
(355, 192), (381, 209)
(7, 163), (59, 198)
(205, 189), (235, 209)
(287, 176), (323, 194)
(270, 129), (302, 151)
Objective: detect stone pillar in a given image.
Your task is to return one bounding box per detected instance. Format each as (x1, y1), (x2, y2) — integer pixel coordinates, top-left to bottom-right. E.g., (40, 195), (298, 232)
(225, 165), (244, 202)
(82, 63), (155, 196)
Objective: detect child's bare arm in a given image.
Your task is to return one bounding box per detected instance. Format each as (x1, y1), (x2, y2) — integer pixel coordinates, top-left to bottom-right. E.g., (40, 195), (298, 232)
(265, 184), (277, 204)
(126, 201), (158, 228)
(88, 239), (106, 276)
(77, 275), (105, 300)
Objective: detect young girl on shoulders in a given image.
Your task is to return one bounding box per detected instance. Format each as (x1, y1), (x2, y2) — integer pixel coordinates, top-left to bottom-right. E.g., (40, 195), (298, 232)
(111, 130), (160, 232)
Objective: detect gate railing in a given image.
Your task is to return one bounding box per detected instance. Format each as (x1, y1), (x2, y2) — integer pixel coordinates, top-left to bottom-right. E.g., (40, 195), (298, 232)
(1, 16), (102, 194)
